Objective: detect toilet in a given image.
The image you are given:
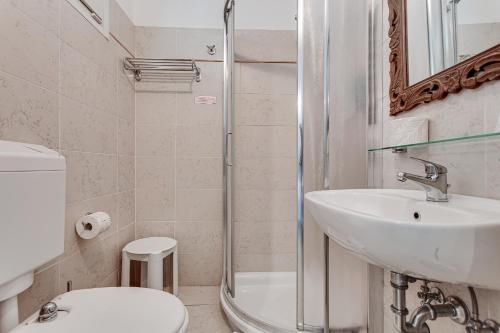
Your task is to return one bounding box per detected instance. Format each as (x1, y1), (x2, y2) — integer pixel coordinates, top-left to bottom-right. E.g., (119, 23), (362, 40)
(11, 288), (188, 333)
(0, 141), (188, 333)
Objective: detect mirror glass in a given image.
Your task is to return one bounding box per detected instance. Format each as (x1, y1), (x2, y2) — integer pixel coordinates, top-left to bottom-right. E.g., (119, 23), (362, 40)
(407, 0), (500, 85)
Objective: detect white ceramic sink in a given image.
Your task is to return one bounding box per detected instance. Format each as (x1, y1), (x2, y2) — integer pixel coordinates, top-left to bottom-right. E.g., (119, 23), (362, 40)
(305, 189), (500, 290)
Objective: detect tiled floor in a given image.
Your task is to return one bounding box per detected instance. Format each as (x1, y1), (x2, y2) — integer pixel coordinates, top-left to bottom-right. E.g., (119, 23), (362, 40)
(178, 286), (233, 333)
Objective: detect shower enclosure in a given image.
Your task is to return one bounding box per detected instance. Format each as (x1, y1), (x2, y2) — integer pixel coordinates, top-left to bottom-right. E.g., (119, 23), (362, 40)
(221, 0), (381, 332)
(221, 0), (299, 330)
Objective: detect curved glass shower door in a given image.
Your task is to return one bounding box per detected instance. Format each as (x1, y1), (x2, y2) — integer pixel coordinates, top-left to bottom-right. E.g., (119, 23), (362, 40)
(223, 0), (235, 299)
(222, 1), (379, 333)
(222, 0), (299, 332)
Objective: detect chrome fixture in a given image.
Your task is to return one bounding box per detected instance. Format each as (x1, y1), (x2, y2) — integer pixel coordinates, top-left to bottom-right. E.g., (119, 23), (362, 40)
(38, 302), (58, 323)
(223, 0), (235, 300)
(393, 147), (408, 154)
(397, 157), (449, 202)
(123, 58), (201, 83)
(322, 0), (331, 331)
(78, 0), (103, 25)
(390, 273), (500, 333)
(466, 287), (500, 333)
(206, 45), (216, 56)
(296, 0), (305, 329)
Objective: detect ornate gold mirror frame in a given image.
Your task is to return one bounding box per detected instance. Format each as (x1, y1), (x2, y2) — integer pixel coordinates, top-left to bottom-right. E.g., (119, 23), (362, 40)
(388, 0), (500, 116)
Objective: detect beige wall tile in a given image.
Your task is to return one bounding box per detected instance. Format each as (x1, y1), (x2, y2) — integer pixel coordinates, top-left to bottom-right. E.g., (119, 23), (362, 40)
(234, 126), (296, 159)
(118, 190), (135, 228)
(118, 117), (135, 156)
(482, 84), (500, 131)
(0, 0), (59, 91)
(136, 156), (175, 189)
(18, 264), (60, 321)
(235, 30), (296, 62)
(8, 0), (60, 36)
(136, 186), (175, 221)
(234, 221), (296, 255)
(82, 233), (119, 287)
(60, 96), (117, 154)
(117, 76), (135, 120)
(174, 221), (223, 255)
(136, 92), (176, 125)
(176, 125), (222, 158)
(176, 189), (222, 221)
(235, 93), (296, 126)
(91, 65), (117, 115)
(64, 151), (117, 204)
(136, 221), (175, 239)
(428, 142), (487, 197)
(60, 0), (115, 72)
(176, 158), (222, 189)
(0, 71), (59, 148)
(59, 251), (88, 291)
(176, 93), (221, 127)
(177, 28), (223, 61)
(60, 42), (116, 114)
(109, 0), (135, 53)
(118, 223), (135, 252)
(136, 124), (175, 156)
(59, 42), (90, 104)
(233, 189), (296, 222)
(179, 252), (222, 286)
(135, 26), (177, 58)
(136, 155), (175, 220)
(486, 141), (500, 200)
(240, 63), (297, 95)
(234, 158), (295, 190)
(118, 155), (135, 192)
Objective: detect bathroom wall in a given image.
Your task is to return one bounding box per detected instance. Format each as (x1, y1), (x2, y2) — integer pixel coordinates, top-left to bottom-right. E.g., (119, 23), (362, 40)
(134, 26), (296, 285)
(372, 0), (500, 332)
(0, 0), (136, 320)
(134, 26), (224, 286)
(233, 31), (297, 273)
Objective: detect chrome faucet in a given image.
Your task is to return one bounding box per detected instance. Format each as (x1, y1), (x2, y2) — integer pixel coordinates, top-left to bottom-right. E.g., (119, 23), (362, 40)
(397, 157), (449, 202)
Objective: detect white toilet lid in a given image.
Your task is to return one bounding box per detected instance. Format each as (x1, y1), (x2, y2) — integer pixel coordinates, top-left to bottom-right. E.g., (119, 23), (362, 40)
(13, 288), (188, 333)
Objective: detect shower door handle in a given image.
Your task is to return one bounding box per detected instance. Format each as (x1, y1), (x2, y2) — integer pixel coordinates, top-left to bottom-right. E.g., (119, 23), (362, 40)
(226, 132), (233, 166)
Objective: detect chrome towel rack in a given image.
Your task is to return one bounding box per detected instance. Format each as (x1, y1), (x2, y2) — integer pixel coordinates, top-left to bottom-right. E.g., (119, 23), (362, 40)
(124, 58), (201, 83)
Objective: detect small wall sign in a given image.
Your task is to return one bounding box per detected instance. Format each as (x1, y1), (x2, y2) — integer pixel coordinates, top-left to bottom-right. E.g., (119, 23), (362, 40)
(195, 96), (217, 105)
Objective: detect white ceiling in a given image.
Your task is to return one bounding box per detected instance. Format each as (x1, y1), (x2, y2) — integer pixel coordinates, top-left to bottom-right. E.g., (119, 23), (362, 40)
(116, 0), (297, 30)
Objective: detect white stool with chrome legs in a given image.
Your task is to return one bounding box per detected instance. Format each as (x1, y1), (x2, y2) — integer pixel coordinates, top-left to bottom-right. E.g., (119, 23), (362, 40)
(121, 237), (178, 296)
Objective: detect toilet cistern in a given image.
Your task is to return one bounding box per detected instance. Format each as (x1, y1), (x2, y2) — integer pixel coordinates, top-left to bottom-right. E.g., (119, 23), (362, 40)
(0, 141), (66, 333)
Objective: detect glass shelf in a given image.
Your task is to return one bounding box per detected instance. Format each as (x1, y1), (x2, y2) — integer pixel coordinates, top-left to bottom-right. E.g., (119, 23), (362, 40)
(368, 131), (500, 152)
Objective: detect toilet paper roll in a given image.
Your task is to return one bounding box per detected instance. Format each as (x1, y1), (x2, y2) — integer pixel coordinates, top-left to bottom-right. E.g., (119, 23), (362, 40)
(75, 212), (111, 240)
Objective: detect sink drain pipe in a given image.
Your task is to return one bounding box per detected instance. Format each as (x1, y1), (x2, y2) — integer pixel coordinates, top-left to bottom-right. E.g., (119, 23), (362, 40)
(390, 272), (470, 333)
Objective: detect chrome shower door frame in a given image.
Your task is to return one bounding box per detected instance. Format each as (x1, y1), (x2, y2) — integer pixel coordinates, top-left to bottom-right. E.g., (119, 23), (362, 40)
(223, 0), (235, 298)
(297, 0), (305, 330)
